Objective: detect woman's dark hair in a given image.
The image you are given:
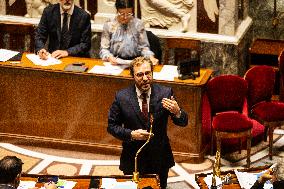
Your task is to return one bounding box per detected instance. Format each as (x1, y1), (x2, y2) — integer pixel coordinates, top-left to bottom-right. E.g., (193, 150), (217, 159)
(115, 0), (134, 9)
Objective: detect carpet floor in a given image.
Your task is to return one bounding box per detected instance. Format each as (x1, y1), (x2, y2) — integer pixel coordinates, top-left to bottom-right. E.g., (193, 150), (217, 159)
(0, 129), (283, 189)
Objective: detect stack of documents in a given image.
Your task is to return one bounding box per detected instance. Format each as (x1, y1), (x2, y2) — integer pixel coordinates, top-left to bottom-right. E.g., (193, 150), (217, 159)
(0, 49), (19, 62)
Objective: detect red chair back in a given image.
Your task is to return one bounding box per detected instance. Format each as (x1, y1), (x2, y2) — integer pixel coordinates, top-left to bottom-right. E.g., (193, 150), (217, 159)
(279, 50), (284, 101)
(244, 66), (275, 107)
(207, 75), (248, 114)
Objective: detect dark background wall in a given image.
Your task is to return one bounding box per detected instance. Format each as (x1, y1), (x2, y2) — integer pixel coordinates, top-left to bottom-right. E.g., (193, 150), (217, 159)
(249, 0), (284, 40)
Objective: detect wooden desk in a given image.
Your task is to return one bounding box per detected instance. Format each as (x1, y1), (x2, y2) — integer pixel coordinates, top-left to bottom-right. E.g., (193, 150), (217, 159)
(21, 174), (160, 189)
(195, 165), (270, 189)
(249, 38), (284, 67)
(0, 53), (212, 163)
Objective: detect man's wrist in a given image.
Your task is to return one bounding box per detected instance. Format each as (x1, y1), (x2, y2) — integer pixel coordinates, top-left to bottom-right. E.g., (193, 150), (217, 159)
(175, 110), (181, 118)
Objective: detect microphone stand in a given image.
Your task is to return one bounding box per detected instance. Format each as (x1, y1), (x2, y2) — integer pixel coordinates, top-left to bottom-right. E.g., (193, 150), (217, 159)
(133, 114), (154, 184)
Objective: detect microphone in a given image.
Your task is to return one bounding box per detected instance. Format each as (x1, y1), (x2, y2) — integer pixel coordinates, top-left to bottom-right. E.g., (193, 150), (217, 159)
(133, 105), (154, 184)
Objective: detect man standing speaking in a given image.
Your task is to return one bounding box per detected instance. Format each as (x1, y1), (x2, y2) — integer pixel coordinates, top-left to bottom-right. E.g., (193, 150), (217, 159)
(108, 57), (188, 189)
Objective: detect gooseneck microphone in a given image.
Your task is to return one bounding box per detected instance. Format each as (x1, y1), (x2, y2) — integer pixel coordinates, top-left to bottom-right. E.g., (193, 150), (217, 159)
(133, 105), (154, 184)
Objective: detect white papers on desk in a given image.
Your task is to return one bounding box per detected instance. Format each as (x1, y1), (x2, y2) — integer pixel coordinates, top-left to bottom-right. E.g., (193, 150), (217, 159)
(153, 65), (178, 81)
(100, 178), (137, 189)
(0, 49), (19, 62)
(17, 181), (36, 189)
(26, 54), (61, 66)
(88, 62), (128, 75)
(203, 174), (223, 189)
(234, 169), (273, 189)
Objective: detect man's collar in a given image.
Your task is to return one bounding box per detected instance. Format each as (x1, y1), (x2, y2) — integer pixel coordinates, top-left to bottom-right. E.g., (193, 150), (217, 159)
(135, 86), (151, 98)
(60, 3), (75, 15)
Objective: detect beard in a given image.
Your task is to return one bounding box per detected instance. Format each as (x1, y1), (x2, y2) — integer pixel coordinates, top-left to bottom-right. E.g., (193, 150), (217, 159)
(61, 2), (72, 11)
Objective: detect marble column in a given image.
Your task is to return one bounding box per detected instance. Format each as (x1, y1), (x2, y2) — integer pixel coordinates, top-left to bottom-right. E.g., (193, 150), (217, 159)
(219, 0), (238, 35)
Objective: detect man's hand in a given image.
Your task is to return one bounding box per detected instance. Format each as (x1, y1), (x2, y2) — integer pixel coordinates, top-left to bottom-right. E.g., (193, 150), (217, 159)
(131, 129), (152, 140)
(38, 49), (50, 60)
(51, 50), (68, 59)
(162, 96), (181, 117)
(258, 170), (273, 184)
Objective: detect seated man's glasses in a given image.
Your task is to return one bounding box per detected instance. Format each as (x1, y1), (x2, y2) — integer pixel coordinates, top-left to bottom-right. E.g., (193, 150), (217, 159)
(135, 71), (152, 78)
(117, 12), (133, 18)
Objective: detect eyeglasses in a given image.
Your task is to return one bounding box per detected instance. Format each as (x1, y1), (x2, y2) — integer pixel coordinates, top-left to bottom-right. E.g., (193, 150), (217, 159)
(135, 71), (152, 78)
(117, 12), (133, 18)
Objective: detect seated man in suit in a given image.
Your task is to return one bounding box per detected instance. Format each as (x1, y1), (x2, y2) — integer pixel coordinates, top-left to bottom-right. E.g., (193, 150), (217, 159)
(107, 57), (188, 189)
(0, 156), (56, 189)
(35, 0), (91, 60)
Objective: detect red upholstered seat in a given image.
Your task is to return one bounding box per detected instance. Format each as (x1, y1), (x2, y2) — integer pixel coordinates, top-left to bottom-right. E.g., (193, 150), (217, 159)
(245, 65), (284, 159)
(252, 101), (284, 121)
(212, 112), (252, 132)
(207, 75), (253, 167)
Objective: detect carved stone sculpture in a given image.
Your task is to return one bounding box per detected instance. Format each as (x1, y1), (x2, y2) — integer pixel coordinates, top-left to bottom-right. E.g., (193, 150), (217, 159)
(24, 0), (80, 18)
(25, 0), (49, 18)
(140, 0), (194, 32)
(0, 0), (6, 15)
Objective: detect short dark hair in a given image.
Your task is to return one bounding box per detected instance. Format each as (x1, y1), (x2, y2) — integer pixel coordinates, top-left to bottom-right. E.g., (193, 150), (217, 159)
(129, 57), (153, 77)
(115, 0), (134, 9)
(0, 156), (23, 183)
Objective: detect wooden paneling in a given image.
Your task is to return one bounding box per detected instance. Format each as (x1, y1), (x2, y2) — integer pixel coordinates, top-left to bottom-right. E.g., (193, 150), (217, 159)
(0, 22), (35, 53)
(0, 54), (212, 163)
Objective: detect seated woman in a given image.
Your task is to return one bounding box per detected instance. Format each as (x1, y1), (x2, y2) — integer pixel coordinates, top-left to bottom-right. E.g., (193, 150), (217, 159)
(99, 0), (158, 65)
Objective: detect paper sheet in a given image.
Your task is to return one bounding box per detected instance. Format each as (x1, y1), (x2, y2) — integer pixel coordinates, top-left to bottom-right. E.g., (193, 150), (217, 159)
(0, 49), (19, 62)
(100, 178), (137, 189)
(17, 181), (36, 189)
(26, 54), (61, 66)
(203, 174), (223, 189)
(153, 65), (178, 81)
(88, 62), (128, 75)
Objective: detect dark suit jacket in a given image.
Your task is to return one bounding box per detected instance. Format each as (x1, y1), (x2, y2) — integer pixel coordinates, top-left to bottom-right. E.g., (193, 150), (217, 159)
(35, 4), (91, 57)
(108, 84), (188, 173)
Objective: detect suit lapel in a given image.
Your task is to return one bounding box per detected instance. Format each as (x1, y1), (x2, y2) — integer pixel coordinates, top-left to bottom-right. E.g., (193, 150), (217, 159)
(128, 85), (147, 125)
(55, 4), (61, 46)
(68, 7), (79, 47)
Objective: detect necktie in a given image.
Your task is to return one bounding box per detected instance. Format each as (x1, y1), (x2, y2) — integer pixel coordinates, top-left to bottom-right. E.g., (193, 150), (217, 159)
(141, 93), (148, 121)
(60, 12), (69, 50)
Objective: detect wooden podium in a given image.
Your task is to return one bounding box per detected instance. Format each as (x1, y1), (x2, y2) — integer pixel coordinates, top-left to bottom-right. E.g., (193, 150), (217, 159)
(21, 173), (161, 189)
